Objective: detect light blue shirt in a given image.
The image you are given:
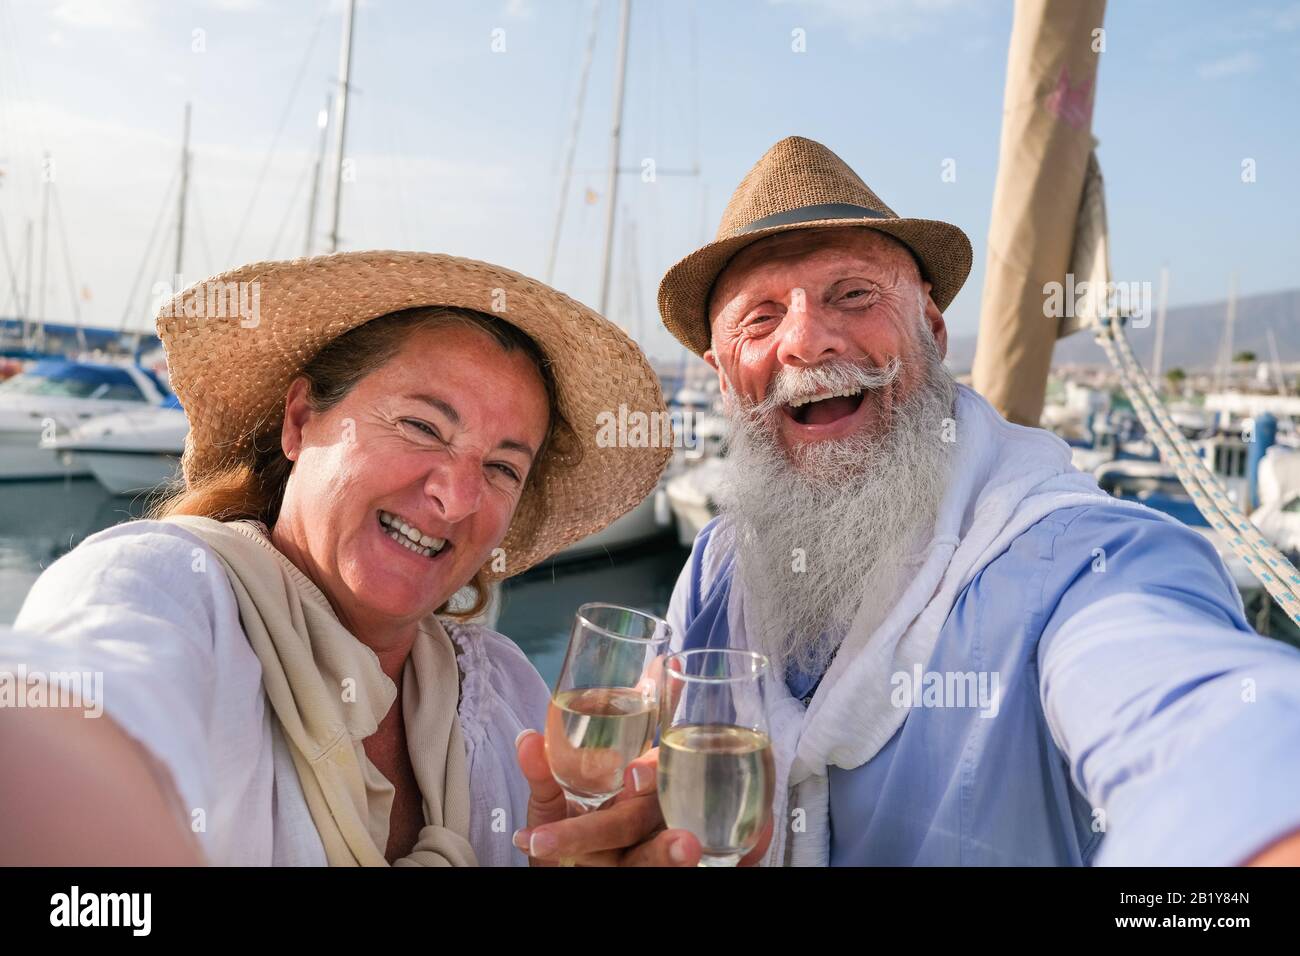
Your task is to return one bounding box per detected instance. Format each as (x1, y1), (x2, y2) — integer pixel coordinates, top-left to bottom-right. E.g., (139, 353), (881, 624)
(673, 505), (1300, 865)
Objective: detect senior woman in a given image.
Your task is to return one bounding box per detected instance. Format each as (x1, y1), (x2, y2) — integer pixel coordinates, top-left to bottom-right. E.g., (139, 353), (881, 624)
(0, 251), (669, 866)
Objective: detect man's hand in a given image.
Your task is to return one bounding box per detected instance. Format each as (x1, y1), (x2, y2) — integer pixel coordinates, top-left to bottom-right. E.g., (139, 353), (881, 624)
(512, 728), (774, 867)
(1245, 828), (1300, 865)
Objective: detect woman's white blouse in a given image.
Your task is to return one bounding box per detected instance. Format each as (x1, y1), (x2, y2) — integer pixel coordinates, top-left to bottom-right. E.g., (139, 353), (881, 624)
(6, 520), (550, 866)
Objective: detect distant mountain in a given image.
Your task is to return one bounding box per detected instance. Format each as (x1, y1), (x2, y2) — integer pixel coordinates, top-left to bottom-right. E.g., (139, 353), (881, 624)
(946, 287), (1300, 373)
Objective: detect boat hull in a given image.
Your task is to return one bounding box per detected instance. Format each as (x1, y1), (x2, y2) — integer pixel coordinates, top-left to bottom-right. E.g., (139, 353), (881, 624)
(81, 450), (182, 496)
(665, 460), (726, 548)
(0, 429), (89, 480)
(552, 492), (671, 562)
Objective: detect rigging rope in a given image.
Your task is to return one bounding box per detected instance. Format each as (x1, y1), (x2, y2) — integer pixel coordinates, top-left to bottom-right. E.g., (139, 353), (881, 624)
(117, 165), (180, 334)
(1091, 311), (1300, 622)
(1069, 148), (1300, 622)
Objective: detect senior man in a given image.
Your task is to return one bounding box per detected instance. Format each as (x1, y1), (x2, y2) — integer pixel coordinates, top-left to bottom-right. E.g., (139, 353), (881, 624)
(514, 136), (1300, 867)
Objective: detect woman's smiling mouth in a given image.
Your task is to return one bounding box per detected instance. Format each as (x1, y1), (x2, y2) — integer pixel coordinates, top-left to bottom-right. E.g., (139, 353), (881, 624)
(377, 509), (449, 560)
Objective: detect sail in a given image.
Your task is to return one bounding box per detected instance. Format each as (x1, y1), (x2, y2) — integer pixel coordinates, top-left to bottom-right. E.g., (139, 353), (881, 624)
(970, 0), (1107, 426)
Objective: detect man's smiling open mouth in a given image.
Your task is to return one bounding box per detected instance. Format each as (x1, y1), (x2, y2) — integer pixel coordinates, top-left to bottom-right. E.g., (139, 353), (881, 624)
(782, 387), (868, 426)
(377, 509), (450, 560)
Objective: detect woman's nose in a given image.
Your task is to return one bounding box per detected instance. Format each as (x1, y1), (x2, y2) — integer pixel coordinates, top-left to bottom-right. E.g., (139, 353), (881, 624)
(423, 460), (486, 524)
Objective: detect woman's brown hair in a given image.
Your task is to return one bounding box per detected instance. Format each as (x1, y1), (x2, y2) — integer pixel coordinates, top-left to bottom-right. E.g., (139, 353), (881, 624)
(147, 306), (569, 620)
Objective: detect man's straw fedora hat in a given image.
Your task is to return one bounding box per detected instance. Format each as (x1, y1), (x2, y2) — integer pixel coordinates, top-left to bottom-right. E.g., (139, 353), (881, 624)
(658, 135), (973, 356)
(157, 250), (671, 579)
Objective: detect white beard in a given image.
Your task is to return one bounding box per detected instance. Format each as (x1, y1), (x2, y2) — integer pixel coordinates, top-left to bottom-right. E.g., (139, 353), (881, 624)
(716, 331), (957, 680)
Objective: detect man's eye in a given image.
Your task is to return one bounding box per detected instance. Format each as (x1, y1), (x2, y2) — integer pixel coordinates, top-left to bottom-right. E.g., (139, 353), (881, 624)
(842, 288), (871, 300)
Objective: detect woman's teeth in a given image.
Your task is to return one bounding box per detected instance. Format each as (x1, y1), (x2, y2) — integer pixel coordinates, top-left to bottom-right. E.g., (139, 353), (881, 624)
(378, 510), (446, 558)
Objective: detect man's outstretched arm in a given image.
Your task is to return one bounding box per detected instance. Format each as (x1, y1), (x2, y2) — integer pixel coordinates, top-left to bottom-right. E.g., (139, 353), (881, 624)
(1036, 508), (1300, 865)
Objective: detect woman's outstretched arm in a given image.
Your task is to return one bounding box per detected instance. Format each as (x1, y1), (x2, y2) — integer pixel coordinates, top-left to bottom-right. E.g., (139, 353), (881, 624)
(0, 703), (204, 865)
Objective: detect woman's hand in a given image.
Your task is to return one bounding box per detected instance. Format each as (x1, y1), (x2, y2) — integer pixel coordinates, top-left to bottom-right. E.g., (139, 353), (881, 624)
(512, 729), (772, 866)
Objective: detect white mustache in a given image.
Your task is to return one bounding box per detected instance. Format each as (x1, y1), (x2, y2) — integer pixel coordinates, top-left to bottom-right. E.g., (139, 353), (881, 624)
(746, 356), (903, 419)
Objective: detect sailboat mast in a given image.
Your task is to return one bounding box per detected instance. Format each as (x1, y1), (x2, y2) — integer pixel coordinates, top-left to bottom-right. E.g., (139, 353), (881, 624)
(1218, 272), (1237, 391)
(37, 151), (50, 341)
(597, 0), (631, 316)
(0, 211), (24, 336)
(616, 209), (642, 340)
(328, 0), (356, 254)
(546, 0), (601, 284)
(305, 99), (330, 257)
(175, 102), (191, 279)
(1267, 327), (1286, 396)
(1151, 264), (1169, 383)
(22, 219), (32, 322)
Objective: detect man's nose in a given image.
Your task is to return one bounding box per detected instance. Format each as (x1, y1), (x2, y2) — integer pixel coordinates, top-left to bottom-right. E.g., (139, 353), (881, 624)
(776, 291), (848, 367)
(423, 458), (486, 525)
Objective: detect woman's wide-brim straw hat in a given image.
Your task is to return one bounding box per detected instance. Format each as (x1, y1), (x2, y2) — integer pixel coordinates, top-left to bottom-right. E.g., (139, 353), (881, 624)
(658, 135), (973, 356)
(157, 251), (671, 579)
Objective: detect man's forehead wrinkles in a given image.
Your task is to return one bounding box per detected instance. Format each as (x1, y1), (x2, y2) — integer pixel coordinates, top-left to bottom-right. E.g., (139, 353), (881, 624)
(722, 254), (895, 300)
(710, 230), (914, 320)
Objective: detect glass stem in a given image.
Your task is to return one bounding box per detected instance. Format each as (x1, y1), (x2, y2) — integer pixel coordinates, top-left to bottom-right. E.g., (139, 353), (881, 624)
(557, 794), (596, 867)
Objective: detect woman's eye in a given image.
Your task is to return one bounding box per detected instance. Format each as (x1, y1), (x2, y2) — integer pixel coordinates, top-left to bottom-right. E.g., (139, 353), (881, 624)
(400, 419), (441, 440)
(489, 463), (522, 483)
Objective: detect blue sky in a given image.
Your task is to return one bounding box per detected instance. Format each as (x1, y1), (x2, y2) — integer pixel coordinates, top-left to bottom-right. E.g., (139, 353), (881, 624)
(0, 0), (1297, 362)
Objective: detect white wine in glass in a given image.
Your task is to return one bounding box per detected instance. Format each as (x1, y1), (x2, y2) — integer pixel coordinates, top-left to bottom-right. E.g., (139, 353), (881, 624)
(546, 687), (656, 805)
(545, 603), (671, 813)
(658, 649), (773, 866)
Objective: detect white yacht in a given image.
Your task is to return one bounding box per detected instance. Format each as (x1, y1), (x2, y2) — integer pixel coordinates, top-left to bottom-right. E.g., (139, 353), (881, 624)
(51, 401), (188, 495)
(552, 488), (675, 562)
(665, 456), (728, 548)
(0, 359), (174, 480)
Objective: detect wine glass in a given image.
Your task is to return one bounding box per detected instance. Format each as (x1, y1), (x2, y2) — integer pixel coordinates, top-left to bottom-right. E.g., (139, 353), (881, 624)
(658, 648), (774, 867)
(544, 603), (671, 814)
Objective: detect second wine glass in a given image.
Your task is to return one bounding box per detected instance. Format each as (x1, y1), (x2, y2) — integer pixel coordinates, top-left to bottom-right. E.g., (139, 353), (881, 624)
(544, 603), (671, 813)
(658, 648), (774, 867)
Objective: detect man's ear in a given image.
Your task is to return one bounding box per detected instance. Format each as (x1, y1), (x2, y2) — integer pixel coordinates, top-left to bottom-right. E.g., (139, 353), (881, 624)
(702, 347), (727, 397)
(920, 281), (948, 361)
(281, 376), (313, 463)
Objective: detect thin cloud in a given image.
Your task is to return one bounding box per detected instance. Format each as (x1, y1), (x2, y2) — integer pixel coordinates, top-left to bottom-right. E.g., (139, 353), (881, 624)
(204, 0), (267, 11)
(51, 0), (151, 31)
(503, 0), (536, 21)
(768, 0), (976, 41)
(1197, 51), (1260, 79)
(1271, 2), (1300, 32)
(0, 98), (536, 331)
